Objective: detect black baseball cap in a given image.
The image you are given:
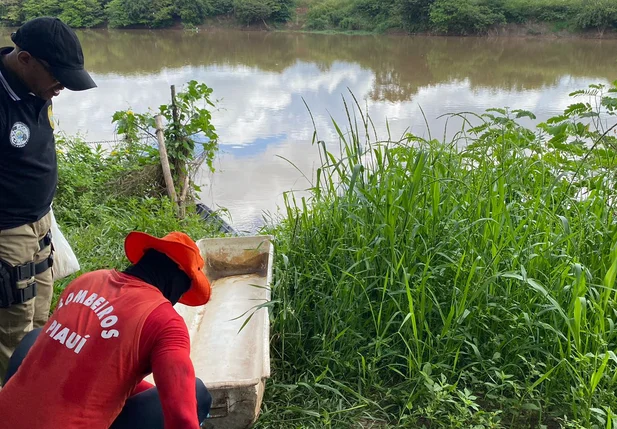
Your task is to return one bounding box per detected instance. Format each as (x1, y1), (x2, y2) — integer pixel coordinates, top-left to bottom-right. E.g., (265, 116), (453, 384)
(11, 17), (96, 91)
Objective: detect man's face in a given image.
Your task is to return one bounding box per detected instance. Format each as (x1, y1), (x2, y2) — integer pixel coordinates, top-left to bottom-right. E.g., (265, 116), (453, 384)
(17, 51), (64, 100)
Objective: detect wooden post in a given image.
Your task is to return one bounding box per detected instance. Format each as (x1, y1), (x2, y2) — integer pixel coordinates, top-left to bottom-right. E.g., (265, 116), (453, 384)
(171, 85), (179, 126)
(170, 84), (189, 216)
(155, 115), (178, 211)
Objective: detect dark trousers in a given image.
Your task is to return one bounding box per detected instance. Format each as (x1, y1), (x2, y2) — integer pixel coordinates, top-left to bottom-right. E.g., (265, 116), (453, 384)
(5, 328), (212, 429)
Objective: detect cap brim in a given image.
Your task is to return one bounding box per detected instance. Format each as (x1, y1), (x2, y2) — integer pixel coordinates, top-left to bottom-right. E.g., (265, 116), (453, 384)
(51, 65), (97, 91)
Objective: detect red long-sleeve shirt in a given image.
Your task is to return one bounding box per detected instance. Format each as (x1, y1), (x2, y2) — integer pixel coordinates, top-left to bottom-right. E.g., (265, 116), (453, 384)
(135, 302), (198, 428)
(0, 270), (200, 429)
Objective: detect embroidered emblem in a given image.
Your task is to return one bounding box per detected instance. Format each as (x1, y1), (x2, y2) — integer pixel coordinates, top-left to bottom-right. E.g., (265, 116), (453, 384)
(10, 122), (30, 148)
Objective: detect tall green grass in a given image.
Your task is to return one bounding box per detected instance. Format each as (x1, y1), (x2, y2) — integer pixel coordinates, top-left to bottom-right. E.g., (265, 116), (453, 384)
(259, 83), (617, 428)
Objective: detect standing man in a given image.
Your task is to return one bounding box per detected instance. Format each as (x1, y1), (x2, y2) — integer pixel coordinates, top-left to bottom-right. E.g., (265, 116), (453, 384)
(0, 17), (96, 381)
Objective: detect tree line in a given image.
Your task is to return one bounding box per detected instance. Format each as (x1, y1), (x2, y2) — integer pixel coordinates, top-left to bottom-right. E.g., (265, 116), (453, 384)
(306, 0), (617, 34)
(1, 0), (616, 34)
(0, 0), (294, 28)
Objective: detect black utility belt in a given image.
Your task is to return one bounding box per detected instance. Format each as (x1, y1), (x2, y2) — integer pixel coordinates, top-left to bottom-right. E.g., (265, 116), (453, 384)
(0, 230), (54, 308)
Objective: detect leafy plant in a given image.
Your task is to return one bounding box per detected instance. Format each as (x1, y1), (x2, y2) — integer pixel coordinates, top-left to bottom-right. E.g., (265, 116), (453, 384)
(208, 0), (234, 15)
(429, 0), (506, 34)
(233, 0), (274, 24)
(575, 0), (617, 32)
(106, 0), (174, 28)
(112, 80), (219, 204)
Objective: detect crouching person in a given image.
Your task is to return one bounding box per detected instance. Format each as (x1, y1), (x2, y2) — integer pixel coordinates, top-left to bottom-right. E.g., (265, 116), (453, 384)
(0, 231), (213, 429)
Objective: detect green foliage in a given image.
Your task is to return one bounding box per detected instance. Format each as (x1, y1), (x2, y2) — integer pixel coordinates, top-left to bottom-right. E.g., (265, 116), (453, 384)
(22, 0), (62, 21)
(270, 0), (295, 22)
(0, 0), (25, 25)
(233, 0), (274, 25)
(208, 0), (234, 15)
(175, 0), (211, 25)
(257, 83), (617, 427)
(232, 0), (294, 25)
(112, 80), (219, 197)
(305, 0), (350, 30)
(429, 0), (506, 34)
(3, 0), (617, 33)
(59, 0), (105, 28)
(305, 0), (391, 31)
(398, 0), (435, 31)
(502, 0), (579, 23)
(575, 0), (617, 31)
(106, 0), (174, 28)
(20, 0), (104, 27)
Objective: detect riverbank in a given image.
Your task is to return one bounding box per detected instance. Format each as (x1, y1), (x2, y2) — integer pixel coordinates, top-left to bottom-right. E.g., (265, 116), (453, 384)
(3, 0), (617, 38)
(201, 13), (617, 39)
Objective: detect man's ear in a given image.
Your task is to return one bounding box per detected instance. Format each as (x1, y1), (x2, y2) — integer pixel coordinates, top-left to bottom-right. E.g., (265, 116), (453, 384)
(16, 50), (32, 66)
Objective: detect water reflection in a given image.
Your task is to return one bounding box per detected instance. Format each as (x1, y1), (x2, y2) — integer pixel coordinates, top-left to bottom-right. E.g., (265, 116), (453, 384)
(51, 30), (617, 94)
(2, 29), (614, 231)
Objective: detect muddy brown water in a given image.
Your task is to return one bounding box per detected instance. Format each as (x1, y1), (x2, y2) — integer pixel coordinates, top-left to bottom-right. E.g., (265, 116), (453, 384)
(2, 28), (615, 231)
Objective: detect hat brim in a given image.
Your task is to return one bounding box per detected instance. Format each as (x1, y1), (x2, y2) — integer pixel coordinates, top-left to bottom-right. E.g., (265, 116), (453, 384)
(177, 275), (211, 307)
(51, 65), (97, 91)
(125, 232), (211, 307)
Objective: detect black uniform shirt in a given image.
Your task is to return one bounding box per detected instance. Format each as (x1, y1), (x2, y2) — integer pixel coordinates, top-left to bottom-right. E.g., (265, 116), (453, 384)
(0, 47), (57, 230)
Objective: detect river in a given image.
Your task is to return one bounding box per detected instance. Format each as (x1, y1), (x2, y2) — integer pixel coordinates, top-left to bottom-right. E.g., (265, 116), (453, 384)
(3, 28), (615, 232)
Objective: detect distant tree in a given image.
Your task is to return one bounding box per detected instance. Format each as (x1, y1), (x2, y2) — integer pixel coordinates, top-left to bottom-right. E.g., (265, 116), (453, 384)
(22, 0), (61, 21)
(270, 0), (295, 22)
(233, 0), (273, 24)
(233, 0), (294, 25)
(430, 0), (505, 34)
(576, 0), (617, 32)
(106, 0), (174, 28)
(207, 0), (234, 15)
(0, 0), (25, 25)
(397, 0), (435, 31)
(59, 0), (105, 27)
(175, 0), (210, 25)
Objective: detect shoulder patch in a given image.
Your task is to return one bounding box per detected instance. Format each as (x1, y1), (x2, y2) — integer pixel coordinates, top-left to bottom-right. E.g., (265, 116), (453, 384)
(10, 121), (30, 148)
(48, 105), (54, 130)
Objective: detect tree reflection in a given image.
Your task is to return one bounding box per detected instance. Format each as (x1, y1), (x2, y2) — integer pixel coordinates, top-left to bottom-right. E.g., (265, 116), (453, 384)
(2, 28), (615, 102)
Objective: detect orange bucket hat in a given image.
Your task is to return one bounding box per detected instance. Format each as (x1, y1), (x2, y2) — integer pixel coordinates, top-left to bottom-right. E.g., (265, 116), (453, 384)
(124, 231), (211, 306)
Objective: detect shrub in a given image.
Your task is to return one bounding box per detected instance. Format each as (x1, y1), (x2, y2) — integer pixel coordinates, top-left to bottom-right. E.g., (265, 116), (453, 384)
(398, 0), (435, 31)
(208, 0), (234, 15)
(59, 0), (105, 27)
(430, 0), (506, 34)
(22, 0), (62, 21)
(576, 0), (617, 31)
(175, 0), (210, 25)
(233, 0), (273, 24)
(306, 15), (329, 29)
(503, 0), (579, 23)
(305, 0), (357, 30)
(106, 0), (174, 28)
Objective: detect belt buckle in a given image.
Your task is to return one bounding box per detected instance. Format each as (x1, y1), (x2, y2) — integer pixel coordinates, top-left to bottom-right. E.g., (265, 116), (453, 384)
(18, 282), (37, 303)
(16, 262), (35, 281)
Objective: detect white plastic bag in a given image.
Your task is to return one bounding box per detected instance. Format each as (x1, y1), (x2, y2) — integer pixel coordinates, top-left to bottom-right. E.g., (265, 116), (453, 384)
(49, 208), (80, 280)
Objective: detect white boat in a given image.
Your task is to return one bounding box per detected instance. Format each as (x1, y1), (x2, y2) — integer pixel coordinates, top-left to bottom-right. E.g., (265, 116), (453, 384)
(149, 235), (274, 428)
